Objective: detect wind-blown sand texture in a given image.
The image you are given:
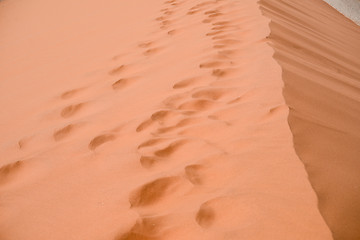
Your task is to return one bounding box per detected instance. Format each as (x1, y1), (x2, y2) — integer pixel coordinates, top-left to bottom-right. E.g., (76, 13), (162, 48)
(260, 0), (360, 239)
(0, 0), (358, 239)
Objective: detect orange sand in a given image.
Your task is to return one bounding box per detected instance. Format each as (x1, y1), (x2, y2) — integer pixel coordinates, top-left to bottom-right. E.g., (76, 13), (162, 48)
(0, 0), (356, 239)
(260, 0), (360, 239)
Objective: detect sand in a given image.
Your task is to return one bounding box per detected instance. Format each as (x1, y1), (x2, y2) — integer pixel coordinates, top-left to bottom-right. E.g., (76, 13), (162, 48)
(260, 0), (360, 239)
(0, 0), (358, 239)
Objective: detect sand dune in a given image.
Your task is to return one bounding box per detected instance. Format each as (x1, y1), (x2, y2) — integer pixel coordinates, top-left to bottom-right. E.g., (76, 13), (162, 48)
(260, 0), (360, 239)
(0, 0), (358, 239)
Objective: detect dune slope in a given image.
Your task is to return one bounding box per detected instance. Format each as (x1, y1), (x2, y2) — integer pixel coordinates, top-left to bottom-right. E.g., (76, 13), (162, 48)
(0, 0), (334, 239)
(260, 0), (360, 239)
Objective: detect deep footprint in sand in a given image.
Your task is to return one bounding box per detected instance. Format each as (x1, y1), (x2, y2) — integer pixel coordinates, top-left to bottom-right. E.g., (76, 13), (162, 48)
(129, 176), (179, 207)
(53, 124), (77, 141)
(60, 103), (85, 118)
(0, 160), (24, 184)
(115, 215), (167, 240)
(88, 134), (116, 150)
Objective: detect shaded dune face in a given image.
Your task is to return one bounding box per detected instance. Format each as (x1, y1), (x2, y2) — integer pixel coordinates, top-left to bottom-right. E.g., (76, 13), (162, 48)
(259, 0), (360, 239)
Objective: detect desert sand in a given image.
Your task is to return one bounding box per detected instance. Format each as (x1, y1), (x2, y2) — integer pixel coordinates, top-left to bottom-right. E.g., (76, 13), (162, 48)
(0, 0), (358, 239)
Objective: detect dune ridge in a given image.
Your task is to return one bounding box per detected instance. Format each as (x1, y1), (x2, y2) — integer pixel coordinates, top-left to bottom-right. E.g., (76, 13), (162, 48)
(260, 0), (360, 239)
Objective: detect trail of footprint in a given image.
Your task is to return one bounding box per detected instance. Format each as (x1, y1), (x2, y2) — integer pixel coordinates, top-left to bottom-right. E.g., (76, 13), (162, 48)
(129, 177), (180, 207)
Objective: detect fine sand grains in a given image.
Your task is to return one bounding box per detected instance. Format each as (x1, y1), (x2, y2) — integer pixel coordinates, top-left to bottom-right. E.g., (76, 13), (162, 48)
(0, 0), (340, 239)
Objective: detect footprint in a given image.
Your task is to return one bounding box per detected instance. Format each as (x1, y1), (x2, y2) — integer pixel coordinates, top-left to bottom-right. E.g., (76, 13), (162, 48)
(204, 10), (219, 15)
(167, 29), (177, 36)
(202, 19), (213, 23)
(196, 202), (215, 228)
(211, 25), (232, 31)
(212, 21), (230, 26)
(212, 68), (234, 78)
(138, 41), (153, 48)
(143, 48), (161, 56)
(136, 119), (154, 132)
(155, 16), (165, 21)
(213, 44), (226, 49)
(206, 30), (223, 36)
(139, 156), (159, 169)
(156, 117), (201, 134)
(129, 177), (179, 207)
(162, 93), (189, 109)
(185, 164), (203, 185)
(187, 10), (199, 15)
(17, 137), (31, 149)
(112, 78), (134, 90)
(61, 88), (82, 100)
(138, 138), (167, 149)
(217, 49), (237, 57)
(0, 160), (24, 184)
(227, 96), (242, 105)
(267, 105), (287, 118)
(88, 134), (116, 150)
(115, 216), (165, 240)
(214, 39), (240, 45)
(173, 77), (200, 89)
(178, 99), (216, 111)
(53, 124), (76, 141)
(197, 196), (261, 230)
(109, 65), (126, 75)
(150, 110), (175, 122)
(199, 61), (223, 68)
(60, 103), (84, 118)
(161, 20), (171, 26)
(154, 140), (187, 157)
(208, 13), (223, 18)
(163, 10), (173, 16)
(212, 34), (233, 41)
(192, 88), (229, 100)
